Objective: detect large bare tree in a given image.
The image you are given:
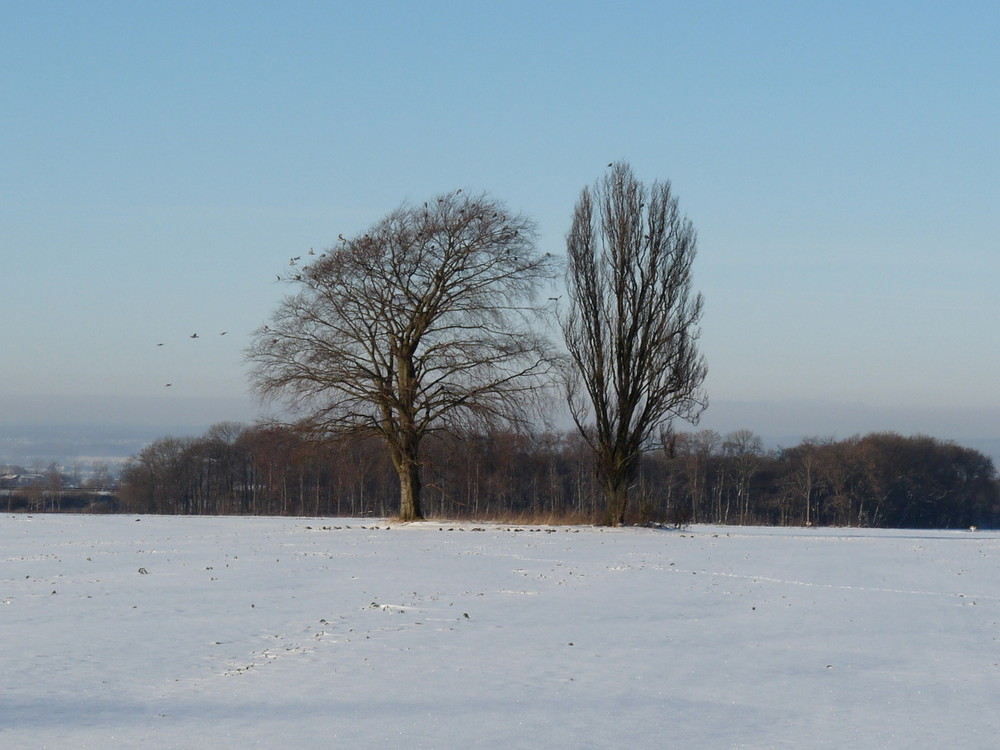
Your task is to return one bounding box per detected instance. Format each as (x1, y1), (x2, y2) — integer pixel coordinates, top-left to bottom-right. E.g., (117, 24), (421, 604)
(563, 163), (707, 525)
(247, 191), (556, 521)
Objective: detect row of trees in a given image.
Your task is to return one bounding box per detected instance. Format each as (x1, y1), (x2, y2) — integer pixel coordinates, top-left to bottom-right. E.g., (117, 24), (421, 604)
(117, 422), (999, 529)
(667, 430), (998, 529)
(117, 162), (996, 530)
(246, 163), (707, 524)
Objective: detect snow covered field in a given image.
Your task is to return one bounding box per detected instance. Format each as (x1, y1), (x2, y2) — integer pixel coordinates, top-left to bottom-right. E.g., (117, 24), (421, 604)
(3, 515), (999, 749)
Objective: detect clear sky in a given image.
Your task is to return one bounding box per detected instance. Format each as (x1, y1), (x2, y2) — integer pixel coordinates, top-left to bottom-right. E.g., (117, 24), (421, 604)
(3, 1), (998, 444)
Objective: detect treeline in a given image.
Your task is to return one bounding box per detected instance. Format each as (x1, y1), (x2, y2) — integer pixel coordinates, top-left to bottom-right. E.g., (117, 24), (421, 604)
(666, 430), (998, 529)
(116, 422), (1000, 529)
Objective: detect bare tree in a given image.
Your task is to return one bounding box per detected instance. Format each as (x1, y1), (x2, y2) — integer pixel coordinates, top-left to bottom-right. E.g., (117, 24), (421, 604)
(563, 163), (707, 525)
(722, 429), (763, 524)
(673, 429), (721, 523)
(247, 191), (556, 521)
(86, 462), (113, 491)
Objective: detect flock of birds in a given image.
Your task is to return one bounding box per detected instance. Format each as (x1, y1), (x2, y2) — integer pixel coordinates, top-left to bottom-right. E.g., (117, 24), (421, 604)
(158, 331), (230, 388)
(156, 250), (309, 390)
(156, 200), (580, 391)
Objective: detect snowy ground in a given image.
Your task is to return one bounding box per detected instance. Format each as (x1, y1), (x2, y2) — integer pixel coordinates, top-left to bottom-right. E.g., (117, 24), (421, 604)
(3, 515), (1000, 749)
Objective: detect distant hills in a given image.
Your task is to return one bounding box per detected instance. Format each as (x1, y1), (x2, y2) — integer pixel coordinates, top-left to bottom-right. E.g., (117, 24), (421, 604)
(0, 424), (172, 470)
(3, 394), (999, 472)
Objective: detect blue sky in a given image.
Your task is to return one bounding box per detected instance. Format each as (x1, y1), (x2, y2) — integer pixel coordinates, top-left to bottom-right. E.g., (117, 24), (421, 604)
(3, 1), (999, 443)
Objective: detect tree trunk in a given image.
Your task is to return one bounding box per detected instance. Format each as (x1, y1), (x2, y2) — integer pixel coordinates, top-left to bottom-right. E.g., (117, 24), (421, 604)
(607, 482), (627, 526)
(397, 457), (423, 521)
(598, 448), (638, 526)
(601, 469), (629, 526)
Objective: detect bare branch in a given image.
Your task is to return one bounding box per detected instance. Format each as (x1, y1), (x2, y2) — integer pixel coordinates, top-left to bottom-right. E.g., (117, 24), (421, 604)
(246, 192), (557, 520)
(562, 163), (707, 525)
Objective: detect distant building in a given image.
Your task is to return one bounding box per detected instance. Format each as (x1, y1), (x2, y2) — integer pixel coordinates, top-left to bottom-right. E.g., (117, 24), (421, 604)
(1, 473), (46, 488)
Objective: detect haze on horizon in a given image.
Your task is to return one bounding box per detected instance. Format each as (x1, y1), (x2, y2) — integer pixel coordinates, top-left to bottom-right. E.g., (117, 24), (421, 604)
(3, 3), (998, 451)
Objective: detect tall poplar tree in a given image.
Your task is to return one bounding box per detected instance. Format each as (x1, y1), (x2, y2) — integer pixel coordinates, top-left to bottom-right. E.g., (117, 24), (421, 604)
(563, 163), (707, 525)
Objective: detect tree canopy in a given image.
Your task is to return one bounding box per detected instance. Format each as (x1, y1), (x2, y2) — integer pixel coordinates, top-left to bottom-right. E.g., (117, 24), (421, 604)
(562, 163), (707, 524)
(247, 191), (557, 520)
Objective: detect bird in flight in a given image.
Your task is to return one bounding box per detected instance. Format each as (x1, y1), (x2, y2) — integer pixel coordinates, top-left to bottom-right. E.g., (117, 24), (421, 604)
(219, 331), (228, 336)
(190, 333), (199, 339)
(165, 383), (172, 387)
